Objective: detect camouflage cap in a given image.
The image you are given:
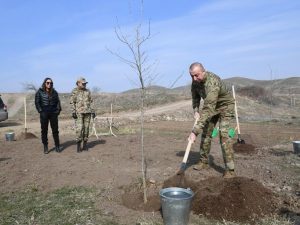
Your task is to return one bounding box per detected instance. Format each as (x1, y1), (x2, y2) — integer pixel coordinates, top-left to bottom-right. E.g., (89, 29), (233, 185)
(76, 77), (88, 85)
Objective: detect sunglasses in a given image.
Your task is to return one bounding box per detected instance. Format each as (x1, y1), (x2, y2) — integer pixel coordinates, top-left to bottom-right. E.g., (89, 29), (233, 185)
(46, 81), (53, 85)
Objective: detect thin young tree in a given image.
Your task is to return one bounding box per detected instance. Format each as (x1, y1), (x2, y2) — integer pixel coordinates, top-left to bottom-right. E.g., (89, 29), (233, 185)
(108, 18), (155, 203)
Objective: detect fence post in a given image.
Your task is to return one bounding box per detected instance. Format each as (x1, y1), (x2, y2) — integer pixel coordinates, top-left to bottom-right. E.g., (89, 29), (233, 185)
(24, 97), (27, 134)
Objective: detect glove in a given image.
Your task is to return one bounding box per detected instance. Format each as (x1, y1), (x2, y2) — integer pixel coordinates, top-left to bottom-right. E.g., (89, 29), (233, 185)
(91, 113), (96, 119)
(72, 113), (78, 119)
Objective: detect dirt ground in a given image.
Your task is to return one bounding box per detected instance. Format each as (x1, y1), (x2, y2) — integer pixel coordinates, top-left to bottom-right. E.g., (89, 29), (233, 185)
(0, 119), (300, 224)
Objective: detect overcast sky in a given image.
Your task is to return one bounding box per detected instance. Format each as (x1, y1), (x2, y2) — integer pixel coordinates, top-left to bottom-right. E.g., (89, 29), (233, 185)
(0, 0), (299, 93)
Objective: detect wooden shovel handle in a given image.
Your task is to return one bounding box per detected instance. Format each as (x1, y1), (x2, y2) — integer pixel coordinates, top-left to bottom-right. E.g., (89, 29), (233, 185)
(232, 85), (241, 135)
(182, 118), (199, 163)
(182, 140), (193, 163)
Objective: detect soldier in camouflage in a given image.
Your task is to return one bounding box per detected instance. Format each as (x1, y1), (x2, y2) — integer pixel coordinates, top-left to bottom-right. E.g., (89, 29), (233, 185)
(70, 77), (96, 152)
(188, 62), (236, 178)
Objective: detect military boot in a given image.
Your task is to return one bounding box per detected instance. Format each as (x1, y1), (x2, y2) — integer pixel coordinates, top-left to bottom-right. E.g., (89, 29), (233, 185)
(82, 141), (88, 151)
(193, 161), (209, 170)
(77, 142), (82, 153)
(43, 144), (49, 154)
(223, 170), (236, 179)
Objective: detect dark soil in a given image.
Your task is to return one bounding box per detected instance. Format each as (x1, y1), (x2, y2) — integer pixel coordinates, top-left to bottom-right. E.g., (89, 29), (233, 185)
(122, 192), (161, 212)
(1, 120), (299, 224)
(122, 175), (279, 223)
(233, 142), (257, 154)
(18, 132), (38, 140)
(163, 174), (192, 188)
(191, 177), (279, 223)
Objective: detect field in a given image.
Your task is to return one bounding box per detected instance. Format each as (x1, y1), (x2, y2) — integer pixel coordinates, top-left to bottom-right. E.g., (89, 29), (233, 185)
(0, 78), (300, 225)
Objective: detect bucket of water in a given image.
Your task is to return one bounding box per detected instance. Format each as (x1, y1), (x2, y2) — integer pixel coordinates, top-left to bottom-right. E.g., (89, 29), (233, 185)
(293, 141), (300, 155)
(5, 132), (15, 141)
(159, 187), (194, 225)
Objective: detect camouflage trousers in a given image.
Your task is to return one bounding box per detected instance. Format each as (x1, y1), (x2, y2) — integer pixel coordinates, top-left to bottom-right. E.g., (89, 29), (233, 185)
(75, 113), (91, 142)
(199, 110), (235, 170)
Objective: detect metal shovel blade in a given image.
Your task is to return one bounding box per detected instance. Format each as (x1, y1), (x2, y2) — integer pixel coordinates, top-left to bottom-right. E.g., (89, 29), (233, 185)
(177, 162), (187, 175)
(237, 134), (245, 144)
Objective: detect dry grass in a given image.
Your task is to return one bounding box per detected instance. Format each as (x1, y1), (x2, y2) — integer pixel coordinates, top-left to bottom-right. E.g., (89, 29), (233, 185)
(0, 186), (119, 225)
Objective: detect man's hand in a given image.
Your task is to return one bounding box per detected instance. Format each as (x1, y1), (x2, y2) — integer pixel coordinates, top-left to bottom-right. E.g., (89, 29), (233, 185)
(72, 113), (78, 119)
(188, 132), (197, 143)
(91, 113), (96, 119)
(194, 112), (200, 120)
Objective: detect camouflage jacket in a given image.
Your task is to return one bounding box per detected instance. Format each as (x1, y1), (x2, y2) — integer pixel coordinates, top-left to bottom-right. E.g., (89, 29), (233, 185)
(70, 87), (94, 114)
(191, 71), (235, 135)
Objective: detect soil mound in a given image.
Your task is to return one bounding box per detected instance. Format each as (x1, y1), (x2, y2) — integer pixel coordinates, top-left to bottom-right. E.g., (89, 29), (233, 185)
(122, 175), (279, 223)
(163, 175), (279, 223)
(18, 132), (38, 140)
(191, 177), (278, 223)
(233, 143), (257, 154)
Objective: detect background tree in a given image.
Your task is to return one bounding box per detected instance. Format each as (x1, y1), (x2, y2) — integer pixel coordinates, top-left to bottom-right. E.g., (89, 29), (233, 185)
(91, 86), (101, 94)
(22, 82), (37, 92)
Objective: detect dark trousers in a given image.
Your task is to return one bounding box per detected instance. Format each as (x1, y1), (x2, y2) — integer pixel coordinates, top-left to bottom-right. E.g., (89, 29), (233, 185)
(40, 112), (59, 146)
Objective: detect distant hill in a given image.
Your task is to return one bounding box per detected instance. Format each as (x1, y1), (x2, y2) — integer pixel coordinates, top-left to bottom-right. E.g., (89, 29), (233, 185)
(2, 77), (299, 122)
(224, 77), (300, 95)
(171, 76), (300, 94)
(121, 85), (169, 94)
(118, 76), (300, 108)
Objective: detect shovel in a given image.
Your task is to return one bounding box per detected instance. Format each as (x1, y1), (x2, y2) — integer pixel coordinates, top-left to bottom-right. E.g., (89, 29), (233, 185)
(177, 118), (199, 175)
(232, 85), (245, 144)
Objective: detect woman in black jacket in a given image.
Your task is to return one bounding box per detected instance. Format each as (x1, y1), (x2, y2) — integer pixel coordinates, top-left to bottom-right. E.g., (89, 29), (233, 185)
(35, 77), (61, 154)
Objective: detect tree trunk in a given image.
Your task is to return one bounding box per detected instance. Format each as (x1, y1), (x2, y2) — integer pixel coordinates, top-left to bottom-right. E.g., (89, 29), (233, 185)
(140, 88), (147, 203)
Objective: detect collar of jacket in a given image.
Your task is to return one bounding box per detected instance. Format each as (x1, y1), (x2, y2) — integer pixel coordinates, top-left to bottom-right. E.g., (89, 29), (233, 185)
(77, 87), (86, 91)
(200, 71), (208, 83)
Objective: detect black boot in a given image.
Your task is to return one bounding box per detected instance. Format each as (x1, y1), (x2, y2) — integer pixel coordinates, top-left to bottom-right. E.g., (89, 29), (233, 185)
(55, 145), (62, 153)
(77, 142), (82, 153)
(82, 141), (88, 151)
(54, 136), (60, 152)
(43, 144), (49, 154)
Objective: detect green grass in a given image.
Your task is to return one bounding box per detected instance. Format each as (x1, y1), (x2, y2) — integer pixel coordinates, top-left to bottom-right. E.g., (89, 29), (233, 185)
(0, 186), (119, 225)
(0, 186), (294, 225)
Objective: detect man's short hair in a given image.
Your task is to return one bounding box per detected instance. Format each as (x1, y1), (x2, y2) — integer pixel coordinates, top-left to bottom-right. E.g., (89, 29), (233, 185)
(189, 62), (205, 71)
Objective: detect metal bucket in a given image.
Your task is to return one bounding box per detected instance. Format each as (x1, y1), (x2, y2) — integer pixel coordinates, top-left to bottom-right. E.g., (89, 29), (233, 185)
(159, 187), (194, 225)
(293, 141), (300, 155)
(5, 132), (15, 141)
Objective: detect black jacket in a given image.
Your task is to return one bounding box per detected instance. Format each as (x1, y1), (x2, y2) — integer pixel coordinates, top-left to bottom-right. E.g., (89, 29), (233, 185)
(35, 88), (61, 113)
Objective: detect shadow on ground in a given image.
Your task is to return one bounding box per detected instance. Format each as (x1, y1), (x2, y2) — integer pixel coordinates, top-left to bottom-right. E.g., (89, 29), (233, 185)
(0, 157), (11, 162)
(0, 120), (22, 128)
(176, 151), (225, 174)
(60, 139), (106, 152)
